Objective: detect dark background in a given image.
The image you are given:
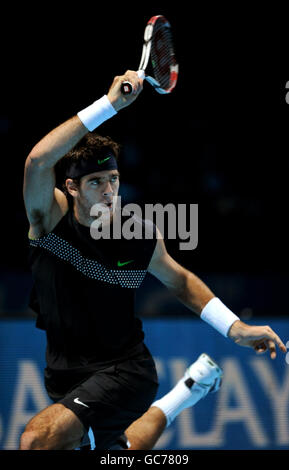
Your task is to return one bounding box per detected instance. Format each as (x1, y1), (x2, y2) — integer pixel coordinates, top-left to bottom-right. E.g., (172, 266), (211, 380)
(0, 5), (288, 318)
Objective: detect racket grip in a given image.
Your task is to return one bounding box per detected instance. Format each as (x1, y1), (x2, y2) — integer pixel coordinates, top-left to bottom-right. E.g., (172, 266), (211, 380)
(121, 81), (133, 95)
(121, 70), (145, 95)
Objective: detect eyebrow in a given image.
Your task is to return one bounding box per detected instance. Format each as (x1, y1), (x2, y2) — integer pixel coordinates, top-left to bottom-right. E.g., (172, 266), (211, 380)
(86, 172), (120, 183)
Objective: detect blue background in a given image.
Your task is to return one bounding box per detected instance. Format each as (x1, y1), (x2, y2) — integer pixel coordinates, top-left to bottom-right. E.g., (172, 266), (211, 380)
(0, 318), (288, 450)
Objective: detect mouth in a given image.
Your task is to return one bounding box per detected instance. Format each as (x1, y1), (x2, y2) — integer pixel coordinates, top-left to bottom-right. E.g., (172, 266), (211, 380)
(105, 201), (113, 212)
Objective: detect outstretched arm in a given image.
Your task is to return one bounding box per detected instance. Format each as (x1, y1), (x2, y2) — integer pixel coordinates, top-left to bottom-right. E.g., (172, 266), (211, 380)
(148, 228), (215, 313)
(148, 231), (287, 359)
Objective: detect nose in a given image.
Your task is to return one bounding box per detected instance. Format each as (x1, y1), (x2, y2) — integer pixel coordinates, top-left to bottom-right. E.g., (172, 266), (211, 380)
(103, 181), (113, 197)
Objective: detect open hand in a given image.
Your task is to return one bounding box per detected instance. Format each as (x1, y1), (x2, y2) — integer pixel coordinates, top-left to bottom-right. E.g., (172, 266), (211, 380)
(228, 320), (287, 359)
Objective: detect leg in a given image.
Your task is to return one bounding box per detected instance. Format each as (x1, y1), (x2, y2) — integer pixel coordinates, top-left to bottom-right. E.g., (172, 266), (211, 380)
(125, 353), (223, 450)
(125, 406), (166, 450)
(19, 403), (85, 450)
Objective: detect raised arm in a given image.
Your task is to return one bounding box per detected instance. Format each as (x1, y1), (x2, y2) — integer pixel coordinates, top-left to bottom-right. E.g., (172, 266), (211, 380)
(23, 116), (86, 238)
(23, 71), (143, 239)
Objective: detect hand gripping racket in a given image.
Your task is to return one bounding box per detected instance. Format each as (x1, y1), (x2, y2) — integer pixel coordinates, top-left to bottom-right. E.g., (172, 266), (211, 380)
(121, 15), (179, 95)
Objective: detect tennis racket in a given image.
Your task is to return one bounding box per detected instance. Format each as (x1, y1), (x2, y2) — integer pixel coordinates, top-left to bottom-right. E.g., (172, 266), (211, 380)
(121, 15), (179, 95)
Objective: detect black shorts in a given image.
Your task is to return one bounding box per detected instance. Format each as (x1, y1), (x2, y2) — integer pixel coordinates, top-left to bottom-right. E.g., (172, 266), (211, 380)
(44, 343), (159, 450)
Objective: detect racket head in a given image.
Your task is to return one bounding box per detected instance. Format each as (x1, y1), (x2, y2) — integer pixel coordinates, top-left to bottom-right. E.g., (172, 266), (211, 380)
(145, 15), (179, 94)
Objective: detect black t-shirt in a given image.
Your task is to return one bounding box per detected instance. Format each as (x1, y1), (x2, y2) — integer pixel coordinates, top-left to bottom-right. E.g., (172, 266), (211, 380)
(28, 210), (157, 371)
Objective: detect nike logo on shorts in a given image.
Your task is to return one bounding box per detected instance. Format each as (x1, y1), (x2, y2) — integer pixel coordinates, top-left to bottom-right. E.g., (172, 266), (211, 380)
(74, 397), (89, 408)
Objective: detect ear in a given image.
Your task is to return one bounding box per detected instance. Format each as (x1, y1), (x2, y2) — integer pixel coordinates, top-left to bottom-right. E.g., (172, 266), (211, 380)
(65, 179), (79, 198)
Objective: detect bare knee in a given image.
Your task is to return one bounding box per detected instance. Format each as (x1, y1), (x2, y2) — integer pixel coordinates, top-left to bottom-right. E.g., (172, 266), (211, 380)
(20, 428), (81, 450)
(19, 404), (84, 450)
(20, 430), (42, 450)
(20, 418), (54, 450)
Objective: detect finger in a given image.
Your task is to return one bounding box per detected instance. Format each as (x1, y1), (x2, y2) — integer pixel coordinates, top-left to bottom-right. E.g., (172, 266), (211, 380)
(263, 327), (287, 353)
(277, 338), (287, 353)
(266, 339), (277, 359)
(123, 71), (142, 95)
(254, 342), (267, 354)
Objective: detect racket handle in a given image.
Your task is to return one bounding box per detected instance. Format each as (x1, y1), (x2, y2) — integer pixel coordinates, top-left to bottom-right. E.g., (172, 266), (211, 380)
(121, 70), (145, 95)
(121, 81), (133, 95)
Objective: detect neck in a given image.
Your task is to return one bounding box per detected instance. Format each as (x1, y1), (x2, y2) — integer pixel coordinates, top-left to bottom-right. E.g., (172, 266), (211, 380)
(73, 204), (91, 227)
(73, 203), (114, 228)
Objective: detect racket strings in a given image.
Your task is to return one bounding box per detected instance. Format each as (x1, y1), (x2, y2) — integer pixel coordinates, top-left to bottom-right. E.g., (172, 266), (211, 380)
(151, 23), (176, 90)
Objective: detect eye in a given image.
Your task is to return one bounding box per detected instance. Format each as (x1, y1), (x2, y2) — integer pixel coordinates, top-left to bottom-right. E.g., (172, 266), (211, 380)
(90, 180), (99, 186)
(111, 176), (119, 183)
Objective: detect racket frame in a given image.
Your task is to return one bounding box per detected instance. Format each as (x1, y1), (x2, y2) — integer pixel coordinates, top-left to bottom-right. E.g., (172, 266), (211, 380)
(121, 15), (178, 95)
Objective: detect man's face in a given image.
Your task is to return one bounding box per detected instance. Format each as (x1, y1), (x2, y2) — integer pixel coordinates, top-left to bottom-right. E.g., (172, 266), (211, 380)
(66, 169), (120, 226)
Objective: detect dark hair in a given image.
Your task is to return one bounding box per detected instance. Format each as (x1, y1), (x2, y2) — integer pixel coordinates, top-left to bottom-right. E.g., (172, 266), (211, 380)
(55, 133), (121, 201)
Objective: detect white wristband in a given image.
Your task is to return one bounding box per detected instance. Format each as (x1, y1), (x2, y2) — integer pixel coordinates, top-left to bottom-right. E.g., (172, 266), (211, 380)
(77, 95), (117, 131)
(200, 297), (240, 337)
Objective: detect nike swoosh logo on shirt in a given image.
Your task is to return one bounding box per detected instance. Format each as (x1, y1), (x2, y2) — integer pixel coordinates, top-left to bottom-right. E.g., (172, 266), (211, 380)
(74, 397), (89, 408)
(117, 260), (134, 267)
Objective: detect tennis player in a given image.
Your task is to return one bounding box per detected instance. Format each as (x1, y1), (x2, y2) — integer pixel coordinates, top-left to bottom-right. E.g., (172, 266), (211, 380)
(21, 71), (286, 450)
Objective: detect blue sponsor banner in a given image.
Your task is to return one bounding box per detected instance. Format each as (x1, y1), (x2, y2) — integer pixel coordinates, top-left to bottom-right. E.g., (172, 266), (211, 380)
(0, 318), (288, 450)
